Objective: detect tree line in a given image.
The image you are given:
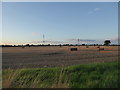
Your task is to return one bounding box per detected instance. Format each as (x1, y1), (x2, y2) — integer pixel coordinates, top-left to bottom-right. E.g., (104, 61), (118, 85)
(1, 40), (119, 47)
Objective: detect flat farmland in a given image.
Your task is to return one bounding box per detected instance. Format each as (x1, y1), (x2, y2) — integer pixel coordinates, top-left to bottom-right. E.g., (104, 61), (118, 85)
(2, 46), (119, 69)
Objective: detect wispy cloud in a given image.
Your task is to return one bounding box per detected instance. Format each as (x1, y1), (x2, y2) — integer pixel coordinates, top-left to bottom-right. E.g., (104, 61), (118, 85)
(110, 37), (120, 44)
(88, 11), (93, 14)
(31, 38), (116, 45)
(88, 8), (101, 15)
(111, 37), (119, 41)
(66, 38), (99, 44)
(3, 37), (119, 45)
(30, 40), (66, 45)
(31, 32), (38, 36)
(94, 8), (101, 11)
(67, 39), (96, 42)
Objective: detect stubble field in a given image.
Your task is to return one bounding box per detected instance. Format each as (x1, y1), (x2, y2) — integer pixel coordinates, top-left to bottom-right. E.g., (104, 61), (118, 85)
(2, 46), (119, 69)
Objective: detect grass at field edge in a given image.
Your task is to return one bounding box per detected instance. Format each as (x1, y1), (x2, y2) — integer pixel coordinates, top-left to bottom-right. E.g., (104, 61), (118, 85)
(3, 61), (119, 88)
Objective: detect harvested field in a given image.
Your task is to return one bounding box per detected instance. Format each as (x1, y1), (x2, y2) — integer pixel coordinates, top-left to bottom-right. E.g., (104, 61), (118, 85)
(2, 46), (119, 69)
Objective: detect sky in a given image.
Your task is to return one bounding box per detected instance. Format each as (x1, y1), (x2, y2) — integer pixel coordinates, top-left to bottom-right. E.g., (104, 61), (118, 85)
(0, 2), (2, 45)
(1, 2), (118, 45)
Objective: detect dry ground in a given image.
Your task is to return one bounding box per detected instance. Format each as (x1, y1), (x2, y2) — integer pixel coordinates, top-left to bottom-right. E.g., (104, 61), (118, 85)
(2, 46), (119, 69)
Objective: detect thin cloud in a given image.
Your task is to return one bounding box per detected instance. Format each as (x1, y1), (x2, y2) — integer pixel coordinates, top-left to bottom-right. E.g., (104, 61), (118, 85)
(29, 37), (119, 45)
(66, 38), (99, 44)
(88, 11), (93, 14)
(88, 8), (101, 14)
(111, 37), (119, 41)
(31, 32), (38, 36)
(110, 37), (120, 44)
(30, 40), (66, 45)
(66, 38), (96, 42)
(94, 8), (101, 11)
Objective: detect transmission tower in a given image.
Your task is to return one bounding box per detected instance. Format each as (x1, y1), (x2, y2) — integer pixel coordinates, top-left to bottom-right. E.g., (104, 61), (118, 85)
(43, 34), (45, 44)
(78, 38), (80, 45)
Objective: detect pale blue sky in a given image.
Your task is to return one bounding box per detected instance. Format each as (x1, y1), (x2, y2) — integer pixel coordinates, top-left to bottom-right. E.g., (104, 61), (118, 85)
(2, 2), (118, 45)
(0, 2), (2, 44)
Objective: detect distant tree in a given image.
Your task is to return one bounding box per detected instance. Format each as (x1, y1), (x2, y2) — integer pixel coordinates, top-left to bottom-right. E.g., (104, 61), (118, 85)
(26, 44), (30, 47)
(104, 40), (111, 46)
(93, 44), (98, 46)
(46, 44), (50, 46)
(63, 44), (69, 46)
(75, 44), (78, 46)
(82, 44), (85, 46)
